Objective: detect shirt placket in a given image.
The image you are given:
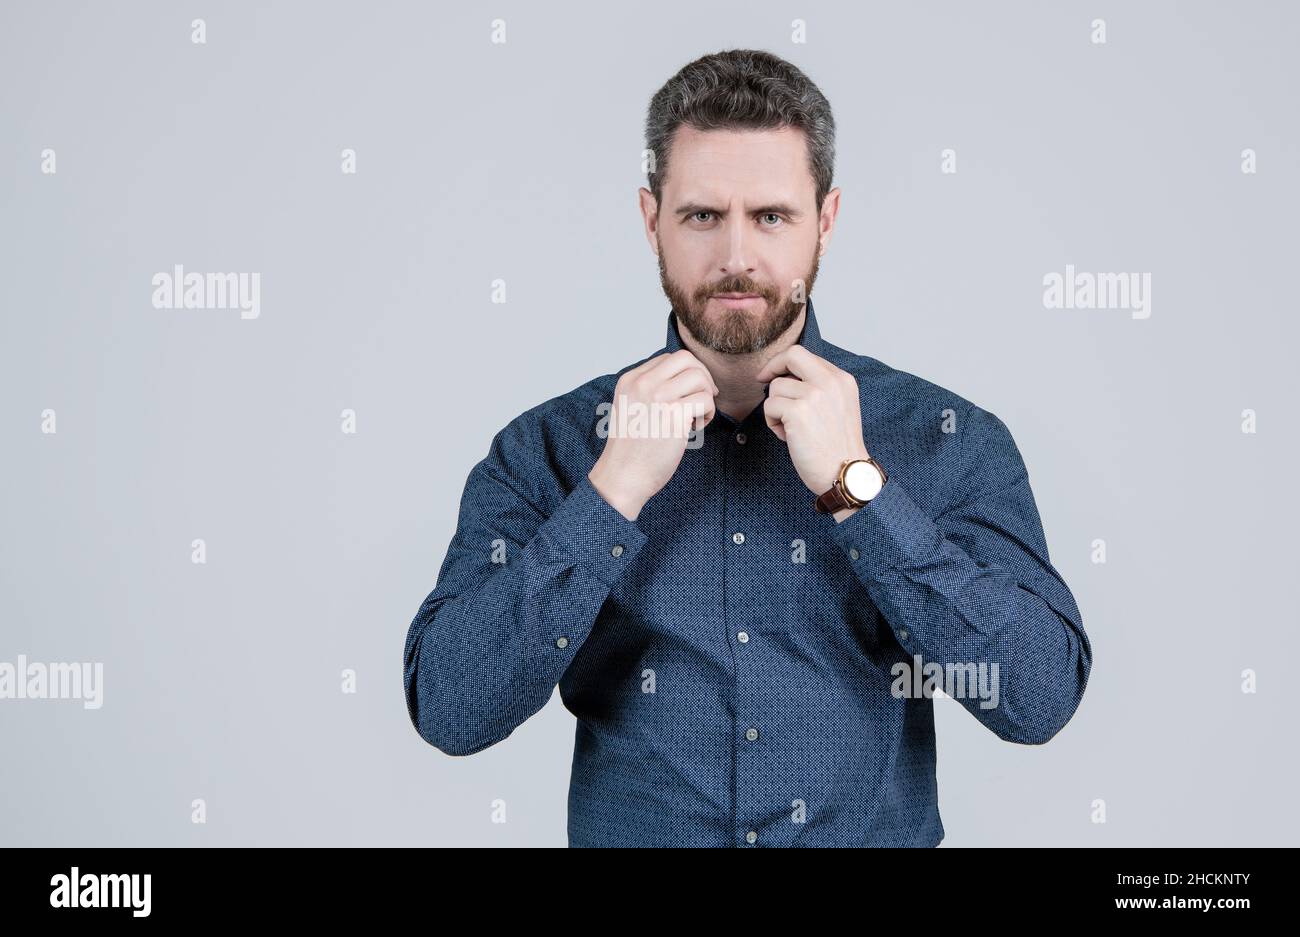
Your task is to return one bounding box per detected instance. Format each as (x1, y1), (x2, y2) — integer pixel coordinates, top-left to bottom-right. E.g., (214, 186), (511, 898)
(722, 412), (768, 847)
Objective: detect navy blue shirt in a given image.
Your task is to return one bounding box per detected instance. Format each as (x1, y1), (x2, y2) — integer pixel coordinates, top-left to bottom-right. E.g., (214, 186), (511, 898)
(403, 298), (1092, 847)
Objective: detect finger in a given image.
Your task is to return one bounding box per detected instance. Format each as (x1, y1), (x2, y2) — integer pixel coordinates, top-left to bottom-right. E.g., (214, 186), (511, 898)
(659, 366), (717, 404)
(753, 348), (792, 384)
(620, 350), (673, 381)
(679, 355), (721, 396)
(681, 390), (717, 433)
(766, 375), (809, 399)
(762, 395), (789, 441)
(754, 344), (829, 384)
(646, 349), (719, 395)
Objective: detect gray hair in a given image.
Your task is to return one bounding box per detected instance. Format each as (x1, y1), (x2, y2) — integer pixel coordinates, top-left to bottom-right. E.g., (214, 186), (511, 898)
(644, 49), (836, 211)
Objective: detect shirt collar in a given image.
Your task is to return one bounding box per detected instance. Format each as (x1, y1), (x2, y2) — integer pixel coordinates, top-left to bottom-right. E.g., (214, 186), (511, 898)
(664, 296), (829, 357)
(662, 297), (829, 424)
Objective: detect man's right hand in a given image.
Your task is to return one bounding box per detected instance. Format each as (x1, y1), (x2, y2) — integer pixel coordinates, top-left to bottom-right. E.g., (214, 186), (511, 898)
(588, 350), (718, 521)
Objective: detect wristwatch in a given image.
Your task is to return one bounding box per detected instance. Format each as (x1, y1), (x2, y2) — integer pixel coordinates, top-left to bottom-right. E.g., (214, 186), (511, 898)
(814, 456), (888, 513)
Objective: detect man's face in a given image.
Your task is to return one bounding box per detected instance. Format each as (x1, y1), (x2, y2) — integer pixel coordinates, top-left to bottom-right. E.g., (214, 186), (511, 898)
(646, 125), (826, 355)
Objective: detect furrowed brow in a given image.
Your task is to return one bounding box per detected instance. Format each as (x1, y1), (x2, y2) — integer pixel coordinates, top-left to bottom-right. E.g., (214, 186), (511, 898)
(674, 201), (805, 220)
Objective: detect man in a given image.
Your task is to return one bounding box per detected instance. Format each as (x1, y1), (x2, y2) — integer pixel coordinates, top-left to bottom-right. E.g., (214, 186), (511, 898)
(403, 49), (1092, 847)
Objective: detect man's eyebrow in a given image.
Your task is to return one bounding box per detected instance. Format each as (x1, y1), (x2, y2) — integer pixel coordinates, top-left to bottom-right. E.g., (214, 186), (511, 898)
(674, 201), (805, 220)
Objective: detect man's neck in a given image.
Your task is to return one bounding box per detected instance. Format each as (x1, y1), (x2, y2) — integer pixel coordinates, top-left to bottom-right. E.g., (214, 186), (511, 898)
(675, 307), (807, 423)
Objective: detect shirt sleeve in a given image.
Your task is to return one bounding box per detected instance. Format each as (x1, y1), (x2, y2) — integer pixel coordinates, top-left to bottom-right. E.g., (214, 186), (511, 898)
(827, 404), (1093, 745)
(403, 422), (648, 756)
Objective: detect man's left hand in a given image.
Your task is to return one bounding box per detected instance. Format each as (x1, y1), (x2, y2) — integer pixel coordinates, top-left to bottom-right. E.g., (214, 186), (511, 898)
(754, 345), (872, 502)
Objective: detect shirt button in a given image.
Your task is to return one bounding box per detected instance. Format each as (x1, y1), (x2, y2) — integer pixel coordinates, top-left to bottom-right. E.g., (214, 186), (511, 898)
(745, 830), (757, 844)
(849, 547), (860, 560)
(898, 630), (908, 641)
(556, 637), (569, 648)
(745, 727), (759, 741)
(737, 631), (749, 643)
(610, 544), (624, 557)
(735, 432), (747, 445)
(732, 532), (745, 544)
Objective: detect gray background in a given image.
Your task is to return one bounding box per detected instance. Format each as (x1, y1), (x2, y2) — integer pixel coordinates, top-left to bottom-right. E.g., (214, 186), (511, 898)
(2, 0), (1296, 846)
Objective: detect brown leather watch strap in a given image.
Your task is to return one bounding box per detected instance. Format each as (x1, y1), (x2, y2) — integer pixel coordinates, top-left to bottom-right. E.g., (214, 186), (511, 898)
(814, 479), (855, 514)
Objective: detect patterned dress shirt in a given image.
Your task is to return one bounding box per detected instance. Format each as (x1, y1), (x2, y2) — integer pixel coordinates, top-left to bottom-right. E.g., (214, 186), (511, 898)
(403, 298), (1092, 847)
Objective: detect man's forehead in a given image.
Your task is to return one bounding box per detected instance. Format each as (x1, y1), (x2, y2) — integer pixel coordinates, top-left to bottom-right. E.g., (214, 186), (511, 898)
(665, 126), (813, 205)
(668, 179), (809, 212)
(671, 189), (803, 210)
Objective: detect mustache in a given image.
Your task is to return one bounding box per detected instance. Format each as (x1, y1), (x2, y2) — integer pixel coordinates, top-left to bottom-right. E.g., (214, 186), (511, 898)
(695, 281), (777, 301)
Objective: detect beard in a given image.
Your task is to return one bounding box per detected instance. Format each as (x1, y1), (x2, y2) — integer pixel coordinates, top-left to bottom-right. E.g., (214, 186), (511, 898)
(657, 238), (821, 356)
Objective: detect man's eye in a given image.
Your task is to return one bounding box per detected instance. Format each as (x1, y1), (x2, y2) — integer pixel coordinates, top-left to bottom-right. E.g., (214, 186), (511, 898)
(760, 213), (783, 226)
(692, 211), (714, 223)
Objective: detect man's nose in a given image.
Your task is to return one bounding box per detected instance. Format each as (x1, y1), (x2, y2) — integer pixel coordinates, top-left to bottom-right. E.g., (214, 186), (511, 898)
(719, 216), (757, 278)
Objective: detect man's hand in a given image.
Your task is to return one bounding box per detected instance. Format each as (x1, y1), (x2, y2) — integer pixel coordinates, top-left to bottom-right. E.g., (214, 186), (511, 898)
(589, 350), (719, 521)
(754, 345), (872, 505)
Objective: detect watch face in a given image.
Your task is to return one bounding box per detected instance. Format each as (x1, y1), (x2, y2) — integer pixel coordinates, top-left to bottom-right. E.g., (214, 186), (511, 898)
(843, 460), (884, 502)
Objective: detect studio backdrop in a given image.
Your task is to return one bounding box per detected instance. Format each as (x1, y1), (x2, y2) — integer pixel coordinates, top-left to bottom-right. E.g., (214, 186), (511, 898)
(1, 0), (1296, 846)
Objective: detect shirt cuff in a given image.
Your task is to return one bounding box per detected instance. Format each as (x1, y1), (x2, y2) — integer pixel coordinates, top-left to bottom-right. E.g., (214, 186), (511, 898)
(536, 473), (649, 588)
(826, 475), (944, 578)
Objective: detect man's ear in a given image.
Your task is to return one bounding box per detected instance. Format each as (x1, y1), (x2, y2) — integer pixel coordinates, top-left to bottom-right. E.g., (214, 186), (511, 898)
(638, 187), (660, 254)
(818, 186), (842, 254)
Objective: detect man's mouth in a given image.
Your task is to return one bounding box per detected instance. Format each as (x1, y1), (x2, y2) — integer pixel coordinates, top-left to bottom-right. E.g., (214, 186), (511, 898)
(713, 293), (763, 307)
